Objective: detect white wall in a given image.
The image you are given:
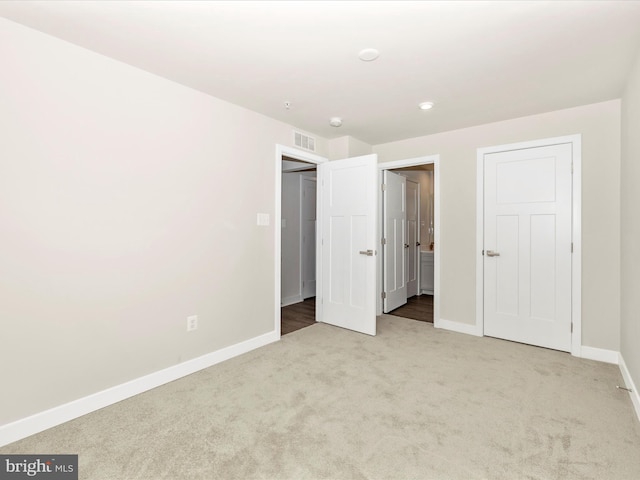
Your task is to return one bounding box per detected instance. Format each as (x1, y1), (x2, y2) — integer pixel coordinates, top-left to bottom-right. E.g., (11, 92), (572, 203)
(374, 101), (621, 351)
(328, 135), (373, 160)
(621, 47), (640, 397)
(0, 18), (328, 427)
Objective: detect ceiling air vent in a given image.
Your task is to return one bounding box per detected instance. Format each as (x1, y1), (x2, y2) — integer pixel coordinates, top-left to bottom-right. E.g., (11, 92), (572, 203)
(294, 131), (316, 152)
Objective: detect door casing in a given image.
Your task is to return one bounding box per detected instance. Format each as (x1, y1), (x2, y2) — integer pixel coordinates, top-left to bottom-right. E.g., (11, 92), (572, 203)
(476, 134), (582, 357)
(275, 145), (327, 337)
(378, 155), (440, 327)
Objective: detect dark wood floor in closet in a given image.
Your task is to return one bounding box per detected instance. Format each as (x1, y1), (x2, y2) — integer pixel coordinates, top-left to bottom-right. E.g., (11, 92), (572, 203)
(281, 297), (316, 335)
(388, 294), (434, 323)
(281, 294), (433, 336)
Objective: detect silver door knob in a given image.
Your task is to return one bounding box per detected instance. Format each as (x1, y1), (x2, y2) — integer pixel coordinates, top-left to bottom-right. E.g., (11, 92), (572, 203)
(486, 250), (500, 257)
(359, 249), (375, 256)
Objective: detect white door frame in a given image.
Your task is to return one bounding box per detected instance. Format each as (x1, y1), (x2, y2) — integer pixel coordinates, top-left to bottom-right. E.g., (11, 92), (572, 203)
(378, 155), (440, 327)
(275, 145), (327, 337)
(475, 134), (582, 357)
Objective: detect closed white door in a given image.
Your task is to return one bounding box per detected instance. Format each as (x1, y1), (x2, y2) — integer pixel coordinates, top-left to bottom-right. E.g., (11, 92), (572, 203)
(301, 176), (316, 299)
(483, 143), (572, 352)
(406, 179), (420, 298)
(319, 154), (377, 336)
(383, 170), (407, 312)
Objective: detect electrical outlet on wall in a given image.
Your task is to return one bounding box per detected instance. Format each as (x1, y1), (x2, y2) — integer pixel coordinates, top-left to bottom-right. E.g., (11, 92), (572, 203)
(187, 315), (198, 332)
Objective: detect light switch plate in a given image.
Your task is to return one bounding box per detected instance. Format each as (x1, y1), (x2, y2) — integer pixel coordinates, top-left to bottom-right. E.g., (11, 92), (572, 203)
(257, 213), (270, 226)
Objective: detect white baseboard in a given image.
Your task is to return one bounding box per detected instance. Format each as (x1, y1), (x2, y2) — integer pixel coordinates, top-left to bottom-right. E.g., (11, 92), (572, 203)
(619, 354), (640, 424)
(0, 330), (279, 447)
(580, 346), (619, 364)
(435, 317), (483, 337)
(281, 295), (303, 307)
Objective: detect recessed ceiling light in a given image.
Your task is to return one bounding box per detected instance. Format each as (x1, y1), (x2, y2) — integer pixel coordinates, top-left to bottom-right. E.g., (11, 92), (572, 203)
(358, 48), (379, 62)
(419, 101), (435, 110)
(329, 117), (343, 127)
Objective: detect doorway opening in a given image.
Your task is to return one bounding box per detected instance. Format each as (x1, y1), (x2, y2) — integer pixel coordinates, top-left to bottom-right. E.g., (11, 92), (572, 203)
(275, 146), (327, 337)
(378, 155), (440, 327)
(280, 155), (318, 335)
(275, 145), (436, 338)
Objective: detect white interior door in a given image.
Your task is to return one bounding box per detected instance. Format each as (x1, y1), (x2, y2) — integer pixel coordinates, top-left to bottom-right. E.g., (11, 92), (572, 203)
(406, 179), (420, 298)
(301, 176), (316, 299)
(383, 170), (407, 312)
(483, 143), (572, 352)
(319, 154), (377, 336)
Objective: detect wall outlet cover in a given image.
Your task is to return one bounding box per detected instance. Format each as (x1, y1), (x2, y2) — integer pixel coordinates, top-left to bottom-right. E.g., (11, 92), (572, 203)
(257, 213), (270, 226)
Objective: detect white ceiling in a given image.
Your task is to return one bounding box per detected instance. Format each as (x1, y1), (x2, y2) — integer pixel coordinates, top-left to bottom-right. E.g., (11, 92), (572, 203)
(2, 0), (640, 145)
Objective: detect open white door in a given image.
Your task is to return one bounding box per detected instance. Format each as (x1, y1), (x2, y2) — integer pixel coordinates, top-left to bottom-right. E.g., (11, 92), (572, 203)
(406, 178), (420, 298)
(383, 170), (407, 312)
(318, 154), (377, 336)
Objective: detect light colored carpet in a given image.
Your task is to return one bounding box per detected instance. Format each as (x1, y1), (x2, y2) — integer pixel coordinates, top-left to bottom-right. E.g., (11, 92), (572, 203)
(2, 315), (640, 479)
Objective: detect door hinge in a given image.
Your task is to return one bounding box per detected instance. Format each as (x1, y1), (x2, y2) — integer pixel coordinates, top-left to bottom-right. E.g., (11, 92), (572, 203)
(482, 249), (485, 256)
(571, 163), (574, 174)
(571, 242), (573, 253)
(382, 291), (387, 299)
(571, 323), (573, 333)
(382, 238), (387, 245)
(381, 183), (386, 191)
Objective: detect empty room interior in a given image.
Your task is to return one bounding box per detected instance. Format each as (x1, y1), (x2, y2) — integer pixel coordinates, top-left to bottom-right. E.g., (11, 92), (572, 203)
(2, 1), (640, 478)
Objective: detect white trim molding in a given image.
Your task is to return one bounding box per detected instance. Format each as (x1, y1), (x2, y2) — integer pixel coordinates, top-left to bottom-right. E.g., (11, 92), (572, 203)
(580, 346), (619, 365)
(0, 330), (279, 447)
(435, 317), (483, 337)
(281, 295), (303, 307)
(619, 354), (640, 424)
(476, 134), (582, 356)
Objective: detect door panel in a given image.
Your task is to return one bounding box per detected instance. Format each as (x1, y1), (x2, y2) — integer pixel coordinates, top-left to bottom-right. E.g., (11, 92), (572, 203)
(530, 214), (556, 320)
(406, 179), (420, 298)
(383, 170), (407, 312)
(319, 154), (377, 336)
(495, 215), (519, 316)
(484, 143), (572, 352)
